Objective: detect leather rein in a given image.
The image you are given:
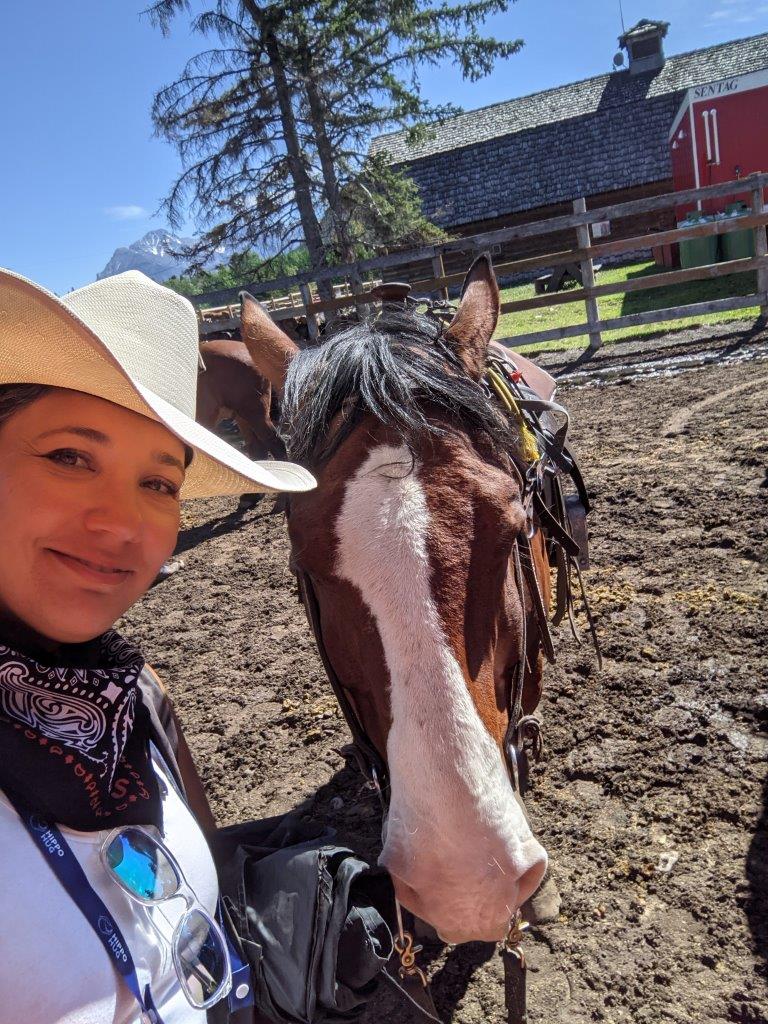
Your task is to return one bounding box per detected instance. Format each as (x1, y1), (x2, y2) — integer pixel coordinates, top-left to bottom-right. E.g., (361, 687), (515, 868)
(288, 337), (600, 1024)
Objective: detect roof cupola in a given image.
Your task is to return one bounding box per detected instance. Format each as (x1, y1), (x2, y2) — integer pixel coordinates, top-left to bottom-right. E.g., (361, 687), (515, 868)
(619, 18), (669, 75)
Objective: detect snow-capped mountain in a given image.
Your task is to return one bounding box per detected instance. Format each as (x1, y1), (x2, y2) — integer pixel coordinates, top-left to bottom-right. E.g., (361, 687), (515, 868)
(96, 229), (230, 283)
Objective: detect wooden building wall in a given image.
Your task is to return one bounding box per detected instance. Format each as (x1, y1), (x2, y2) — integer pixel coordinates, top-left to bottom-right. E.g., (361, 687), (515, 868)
(384, 179), (677, 286)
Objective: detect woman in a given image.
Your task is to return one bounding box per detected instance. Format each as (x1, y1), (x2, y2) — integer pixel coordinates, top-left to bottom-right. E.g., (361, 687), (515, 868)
(0, 267), (315, 1023)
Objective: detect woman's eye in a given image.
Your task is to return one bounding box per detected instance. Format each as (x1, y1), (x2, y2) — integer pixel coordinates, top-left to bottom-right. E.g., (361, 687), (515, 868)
(144, 477), (180, 498)
(45, 448), (90, 469)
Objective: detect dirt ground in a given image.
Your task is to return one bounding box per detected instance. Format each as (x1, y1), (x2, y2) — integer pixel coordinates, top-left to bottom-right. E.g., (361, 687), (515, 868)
(120, 319), (768, 1024)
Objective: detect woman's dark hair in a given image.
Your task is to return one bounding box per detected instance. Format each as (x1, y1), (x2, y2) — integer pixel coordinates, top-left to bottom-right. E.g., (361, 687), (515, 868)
(0, 384), (52, 430)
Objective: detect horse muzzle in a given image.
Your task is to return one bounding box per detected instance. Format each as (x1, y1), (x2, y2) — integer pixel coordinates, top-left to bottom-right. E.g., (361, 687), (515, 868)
(380, 833), (548, 944)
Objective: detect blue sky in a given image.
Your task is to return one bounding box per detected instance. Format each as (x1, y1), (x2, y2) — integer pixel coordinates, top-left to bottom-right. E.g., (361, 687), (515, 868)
(1, 0), (766, 294)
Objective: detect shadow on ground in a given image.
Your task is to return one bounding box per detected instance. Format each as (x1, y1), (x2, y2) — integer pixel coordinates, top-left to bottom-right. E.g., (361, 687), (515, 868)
(746, 773), (768, 993)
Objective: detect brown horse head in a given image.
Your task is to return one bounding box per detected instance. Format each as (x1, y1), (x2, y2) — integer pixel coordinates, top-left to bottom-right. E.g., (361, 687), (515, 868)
(242, 259), (548, 943)
(196, 338), (284, 462)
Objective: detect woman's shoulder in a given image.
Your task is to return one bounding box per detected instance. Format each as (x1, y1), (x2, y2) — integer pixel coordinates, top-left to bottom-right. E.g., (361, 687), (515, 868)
(138, 664), (218, 837)
(137, 664), (183, 781)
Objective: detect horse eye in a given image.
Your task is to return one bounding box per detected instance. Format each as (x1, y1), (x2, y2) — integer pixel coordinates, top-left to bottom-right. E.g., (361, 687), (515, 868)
(370, 460), (414, 479)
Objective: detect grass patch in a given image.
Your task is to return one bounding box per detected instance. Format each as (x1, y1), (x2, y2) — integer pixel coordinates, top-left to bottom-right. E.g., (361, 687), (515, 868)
(494, 260), (760, 353)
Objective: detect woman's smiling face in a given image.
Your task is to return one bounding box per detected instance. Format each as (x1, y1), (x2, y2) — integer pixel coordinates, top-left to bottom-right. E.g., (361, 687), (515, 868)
(0, 388), (185, 643)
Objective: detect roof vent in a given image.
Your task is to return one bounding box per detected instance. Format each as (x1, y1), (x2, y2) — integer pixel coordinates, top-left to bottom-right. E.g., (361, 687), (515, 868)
(618, 18), (669, 75)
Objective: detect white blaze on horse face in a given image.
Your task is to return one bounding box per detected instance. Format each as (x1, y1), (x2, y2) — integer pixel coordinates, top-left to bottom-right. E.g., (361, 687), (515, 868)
(334, 444), (547, 944)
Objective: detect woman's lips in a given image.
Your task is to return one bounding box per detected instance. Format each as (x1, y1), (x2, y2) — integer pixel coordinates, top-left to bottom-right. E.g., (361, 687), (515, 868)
(46, 549), (135, 587)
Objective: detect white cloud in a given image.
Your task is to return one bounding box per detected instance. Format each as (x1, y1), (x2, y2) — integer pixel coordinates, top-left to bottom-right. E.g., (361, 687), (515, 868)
(104, 205), (149, 221)
(704, 0), (762, 24)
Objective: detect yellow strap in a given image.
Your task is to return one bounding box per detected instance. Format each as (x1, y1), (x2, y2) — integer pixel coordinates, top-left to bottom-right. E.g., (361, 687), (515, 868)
(486, 369), (540, 464)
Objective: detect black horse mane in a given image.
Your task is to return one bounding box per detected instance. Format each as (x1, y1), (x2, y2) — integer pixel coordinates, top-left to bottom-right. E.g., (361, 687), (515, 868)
(280, 307), (514, 465)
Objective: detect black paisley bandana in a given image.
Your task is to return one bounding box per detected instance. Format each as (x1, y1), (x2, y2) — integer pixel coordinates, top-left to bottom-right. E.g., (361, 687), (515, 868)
(0, 631), (161, 830)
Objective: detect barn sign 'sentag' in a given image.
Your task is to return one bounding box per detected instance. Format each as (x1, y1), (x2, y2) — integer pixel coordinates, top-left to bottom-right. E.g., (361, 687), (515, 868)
(692, 79), (739, 99)
(668, 66), (768, 141)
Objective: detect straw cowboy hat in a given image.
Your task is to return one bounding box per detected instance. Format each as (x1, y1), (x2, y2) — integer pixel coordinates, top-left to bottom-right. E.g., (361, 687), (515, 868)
(0, 268), (315, 498)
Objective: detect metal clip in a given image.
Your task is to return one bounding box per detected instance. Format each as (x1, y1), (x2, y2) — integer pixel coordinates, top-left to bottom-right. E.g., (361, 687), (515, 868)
(394, 930), (428, 987)
(393, 901), (429, 986)
(501, 910), (530, 970)
(516, 715), (544, 763)
(504, 738), (521, 794)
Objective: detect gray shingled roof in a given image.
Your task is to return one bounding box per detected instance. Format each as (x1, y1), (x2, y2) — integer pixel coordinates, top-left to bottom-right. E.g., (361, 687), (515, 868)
(372, 32), (768, 163)
(369, 30), (768, 229)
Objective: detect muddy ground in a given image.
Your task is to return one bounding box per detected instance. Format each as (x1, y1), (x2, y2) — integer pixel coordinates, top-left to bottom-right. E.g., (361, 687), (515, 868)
(120, 319), (768, 1024)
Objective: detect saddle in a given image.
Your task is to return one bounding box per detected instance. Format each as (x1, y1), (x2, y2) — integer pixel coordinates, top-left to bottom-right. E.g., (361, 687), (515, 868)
(484, 348), (600, 667)
(487, 340), (556, 403)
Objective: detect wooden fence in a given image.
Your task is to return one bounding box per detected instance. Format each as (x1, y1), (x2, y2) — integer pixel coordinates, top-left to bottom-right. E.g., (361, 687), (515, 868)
(194, 172), (768, 349)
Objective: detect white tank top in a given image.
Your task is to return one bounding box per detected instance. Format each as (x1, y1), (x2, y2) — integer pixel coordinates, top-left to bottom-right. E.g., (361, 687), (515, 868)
(0, 748), (220, 1024)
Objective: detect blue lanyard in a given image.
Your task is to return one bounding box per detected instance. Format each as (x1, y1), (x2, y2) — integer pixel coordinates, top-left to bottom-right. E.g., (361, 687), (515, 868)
(7, 792), (166, 1024)
(143, 744), (253, 1014)
(8, 790), (254, 1019)
(222, 916), (253, 1013)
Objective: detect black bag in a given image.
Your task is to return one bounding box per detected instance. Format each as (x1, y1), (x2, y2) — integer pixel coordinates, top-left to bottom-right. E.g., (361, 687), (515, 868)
(138, 670), (398, 1024)
(210, 814), (396, 1024)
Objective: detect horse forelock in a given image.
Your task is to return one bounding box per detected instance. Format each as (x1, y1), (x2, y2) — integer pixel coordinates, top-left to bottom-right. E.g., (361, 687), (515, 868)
(280, 309), (515, 466)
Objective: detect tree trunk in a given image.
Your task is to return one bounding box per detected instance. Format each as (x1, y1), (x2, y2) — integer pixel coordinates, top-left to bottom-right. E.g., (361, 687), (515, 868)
(304, 75), (353, 262)
(244, 0), (333, 304)
(304, 71), (365, 311)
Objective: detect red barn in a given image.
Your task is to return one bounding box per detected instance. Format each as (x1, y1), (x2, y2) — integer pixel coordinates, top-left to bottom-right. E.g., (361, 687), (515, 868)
(373, 20), (768, 274)
(670, 68), (768, 218)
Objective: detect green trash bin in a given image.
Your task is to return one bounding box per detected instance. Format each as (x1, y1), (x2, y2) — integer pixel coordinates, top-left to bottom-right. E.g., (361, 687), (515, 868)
(679, 213), (718, 268)
(721, 203), (754, 261)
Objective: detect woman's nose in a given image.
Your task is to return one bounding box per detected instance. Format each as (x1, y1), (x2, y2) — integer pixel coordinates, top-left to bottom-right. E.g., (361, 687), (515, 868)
(82, 485), (143, 541)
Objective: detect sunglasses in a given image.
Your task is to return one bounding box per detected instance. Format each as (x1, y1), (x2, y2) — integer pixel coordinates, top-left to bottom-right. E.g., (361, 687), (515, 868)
(100, 825), (232, 1010)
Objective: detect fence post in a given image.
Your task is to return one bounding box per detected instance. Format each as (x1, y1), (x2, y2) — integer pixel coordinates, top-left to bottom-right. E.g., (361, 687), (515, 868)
(432, 253), (449, 302)
(299, 282), (320, 342)
(348, 270), (372, 319)
(573, 197), (602, 350)
(750, 180), (768, 318)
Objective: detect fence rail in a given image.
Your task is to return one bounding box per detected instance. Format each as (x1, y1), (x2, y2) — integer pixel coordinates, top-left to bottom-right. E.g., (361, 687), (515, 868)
(195, 172), (768, 349)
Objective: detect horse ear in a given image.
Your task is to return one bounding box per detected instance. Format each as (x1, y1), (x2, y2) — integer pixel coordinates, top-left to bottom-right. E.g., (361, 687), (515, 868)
(444, 254), (500, 378)
(240, 292), (300, 393)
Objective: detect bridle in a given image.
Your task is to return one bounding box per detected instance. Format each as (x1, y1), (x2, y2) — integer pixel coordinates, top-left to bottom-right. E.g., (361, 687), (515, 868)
(286, 310), (600, 1023)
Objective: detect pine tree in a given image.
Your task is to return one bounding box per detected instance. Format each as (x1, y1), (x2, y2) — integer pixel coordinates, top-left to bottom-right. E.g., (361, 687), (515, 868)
(353, 157), (448, 255)
(149, 1), (328, 283)
(294, 0), (522, 263)
(148, 0), (522, 279)
(165, 246), (311, 296)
